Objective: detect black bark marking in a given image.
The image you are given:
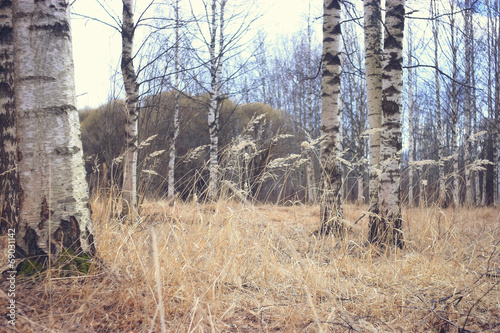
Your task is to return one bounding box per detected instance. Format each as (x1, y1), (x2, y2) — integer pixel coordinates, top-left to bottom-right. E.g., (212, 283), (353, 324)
(30, 22), (70, 38)
(323, 52), (341, 66)
(24, 226), (45, 256)
(53, 216), (82, 253)
(39, 197), (50, 230)
(325, 0), (340, 10)
(384, 35), (400, 50)
(382, 100), (399, 116)
(0, 25), (13, 44)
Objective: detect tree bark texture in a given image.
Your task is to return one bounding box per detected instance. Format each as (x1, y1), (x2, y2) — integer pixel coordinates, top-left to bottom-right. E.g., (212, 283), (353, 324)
(13, 0), (94, 258)
(319, 0), (345, 237)
(207, 0), (226, 200)
(0, 0), (18, 235)
(364, 0), (383, 239)
(121, 0), (139, 213)
(373, 0), (405, 248)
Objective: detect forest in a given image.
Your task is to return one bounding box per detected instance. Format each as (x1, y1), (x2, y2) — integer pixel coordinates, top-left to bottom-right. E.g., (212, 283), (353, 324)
(0, 0), (499, 331)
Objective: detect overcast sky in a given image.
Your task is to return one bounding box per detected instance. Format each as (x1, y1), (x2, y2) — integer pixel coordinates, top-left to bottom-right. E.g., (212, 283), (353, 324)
(70, 0), (323, 109)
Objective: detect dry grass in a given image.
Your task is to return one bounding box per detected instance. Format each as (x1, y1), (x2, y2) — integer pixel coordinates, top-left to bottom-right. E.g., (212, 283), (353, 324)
(1, 198), (499, 332)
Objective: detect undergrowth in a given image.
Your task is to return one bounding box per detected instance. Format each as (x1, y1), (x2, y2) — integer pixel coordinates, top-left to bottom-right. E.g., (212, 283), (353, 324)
(1, 197), (498, 332)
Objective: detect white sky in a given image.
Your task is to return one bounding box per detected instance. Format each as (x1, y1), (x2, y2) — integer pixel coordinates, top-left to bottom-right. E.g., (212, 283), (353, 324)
(70, 0), (322, 109)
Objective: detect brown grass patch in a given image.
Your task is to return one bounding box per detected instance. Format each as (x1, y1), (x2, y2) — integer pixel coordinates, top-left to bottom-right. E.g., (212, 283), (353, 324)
(1, 199), (499, 332)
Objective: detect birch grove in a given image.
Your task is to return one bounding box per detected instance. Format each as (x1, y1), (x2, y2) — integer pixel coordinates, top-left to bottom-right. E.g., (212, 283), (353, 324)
(13, 0), (94, 258)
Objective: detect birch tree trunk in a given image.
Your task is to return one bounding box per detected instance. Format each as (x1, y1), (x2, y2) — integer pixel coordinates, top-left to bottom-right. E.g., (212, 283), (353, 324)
(0, 1), (17, 235)
(319, 0), (345, 237)
(374, 0), (405, 248)
(306, 8), (316, 204)
(13, 0), (94, 258)
(407, 24), (415, 207)
(450, 1), (460, 208)
(496, 0), (500, 207)
(463, 0), (473, 206)
(167, 0), (181, 199)
(121, 0), (139, 215)
(207, 0), (226, 200)
(431, 0), (445, 206)
(364, 0), (383, 242)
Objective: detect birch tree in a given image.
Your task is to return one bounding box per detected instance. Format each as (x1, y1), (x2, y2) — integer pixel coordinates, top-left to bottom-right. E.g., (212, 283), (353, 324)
(13, 0), (94, 258)
(450, 0), (460, 207)
(305, 3), (317, 204)
(372, 0), (405, 248)
(0, 0), (17, 235)
(407, 23), (415, 206)
(431, 0), (445, 206)
(463, 0), (473, 206)
(167, 0), (181, 199)
(205, 0), (226, 200)
(319, 0), (345, 237)
(121, 0), (140, 214)
(364, 0), (383, 241)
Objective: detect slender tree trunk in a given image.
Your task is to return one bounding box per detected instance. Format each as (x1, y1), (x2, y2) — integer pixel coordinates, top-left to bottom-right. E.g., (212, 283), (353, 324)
(168, 0), (181, 199)
(121, 0), (139, 214)
(364, 0), (383, 241)
(407, 24), (415, 207)
(496, 0), (500, 207)
(305, 6), (316, 204)
(319, 0), (345, 237)
(463, 0), (473, 206)
(306, 7), (316, 204)
(207, 0), (226, 200)
(450, 0), (460, 208)
(374, 0), (405, 248)
(0, 0), (17, 235)
(13, 0), (94, 258)
(431, 0), (445, 206)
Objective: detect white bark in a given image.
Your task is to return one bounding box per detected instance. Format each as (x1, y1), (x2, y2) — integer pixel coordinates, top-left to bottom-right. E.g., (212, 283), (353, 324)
(450, 0), (460, 207)
(121, 0), (139, 213)
(0, 0), (17, 234)
(168, 0), (181, 199)
(306, 8), (316, 204)
(463, 0), (473, 206)
(364, 0), (383, 238)
(207, 0), (226, 200)
(431, 0), (445, 206)
(319, 0), (345, 237)
(377, 0), (405, 248)
(13, 0), (94, 257)
(407, 25), (414, 207)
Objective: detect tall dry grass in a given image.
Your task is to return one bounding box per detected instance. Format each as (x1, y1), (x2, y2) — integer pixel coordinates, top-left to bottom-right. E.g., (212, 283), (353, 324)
(2, 196), (498, 332)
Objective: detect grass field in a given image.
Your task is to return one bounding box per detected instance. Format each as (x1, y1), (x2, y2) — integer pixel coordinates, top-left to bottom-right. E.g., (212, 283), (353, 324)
(1, 198), (499, 332)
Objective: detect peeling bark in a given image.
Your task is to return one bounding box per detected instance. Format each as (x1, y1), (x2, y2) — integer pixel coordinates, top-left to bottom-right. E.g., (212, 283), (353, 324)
(13, 0), (94, 259)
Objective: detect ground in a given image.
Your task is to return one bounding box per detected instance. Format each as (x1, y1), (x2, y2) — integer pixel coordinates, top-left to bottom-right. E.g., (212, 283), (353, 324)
(1, 199), (499, 332)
